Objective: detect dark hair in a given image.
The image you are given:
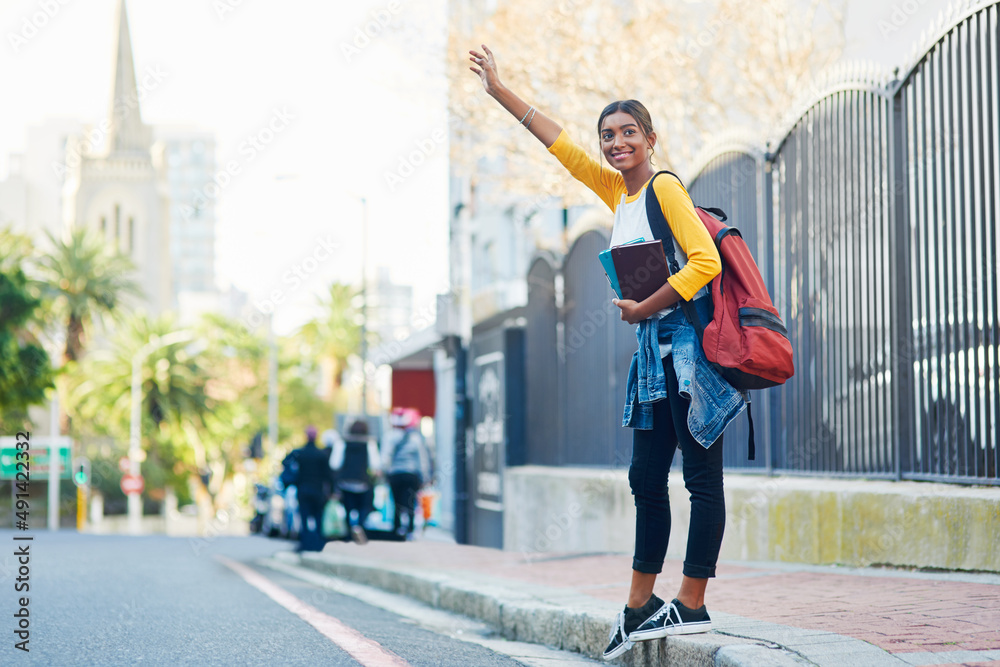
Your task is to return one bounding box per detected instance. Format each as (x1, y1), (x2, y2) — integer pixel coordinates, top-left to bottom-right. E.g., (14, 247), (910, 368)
(597, 99), (656, 163)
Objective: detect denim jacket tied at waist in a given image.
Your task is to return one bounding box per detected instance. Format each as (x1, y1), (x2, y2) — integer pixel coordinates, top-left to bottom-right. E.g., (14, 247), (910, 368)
(622, 306), (746, 448)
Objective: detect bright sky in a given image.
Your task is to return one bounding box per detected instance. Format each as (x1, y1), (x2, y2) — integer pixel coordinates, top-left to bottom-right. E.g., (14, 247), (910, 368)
(0, 0), (449, 335)
(0, 0), (949, 335)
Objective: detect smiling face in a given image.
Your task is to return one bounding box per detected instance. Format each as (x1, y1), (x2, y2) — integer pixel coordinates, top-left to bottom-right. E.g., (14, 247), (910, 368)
(599, 111), (656, 173)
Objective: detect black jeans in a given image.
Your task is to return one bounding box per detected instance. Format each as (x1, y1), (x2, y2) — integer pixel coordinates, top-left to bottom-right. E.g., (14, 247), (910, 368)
(389, 473), (422, 535)
(629, 353), (726, 578)
(296, 492), (326, 552)
(339, 488), (374, 528)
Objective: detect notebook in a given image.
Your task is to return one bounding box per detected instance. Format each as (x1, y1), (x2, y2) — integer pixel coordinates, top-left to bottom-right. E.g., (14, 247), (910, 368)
(599, 238), (670, 302)
(598, 238), (640, 299)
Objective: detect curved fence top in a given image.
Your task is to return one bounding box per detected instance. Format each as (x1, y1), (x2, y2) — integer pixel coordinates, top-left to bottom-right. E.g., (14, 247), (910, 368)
(895, 0), (999, 88)
(689, 0), (998, 180)
(770, 60), (890, 156)
(685, 130), (767, 186)
(527, 249), (563, 276)
(565, 225), (609, 258)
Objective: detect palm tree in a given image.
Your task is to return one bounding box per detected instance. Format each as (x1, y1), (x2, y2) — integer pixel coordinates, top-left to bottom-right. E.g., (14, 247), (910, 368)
(67, 311), (336, 518)
(67, 313), (213, 501)
(298, 282), (362, 392)
(37, 226), (141, 365)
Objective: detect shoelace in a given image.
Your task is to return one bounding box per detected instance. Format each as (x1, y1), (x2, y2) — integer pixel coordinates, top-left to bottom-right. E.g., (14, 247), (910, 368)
(608, 611), (627, 643)
(647, 600), (680, 626)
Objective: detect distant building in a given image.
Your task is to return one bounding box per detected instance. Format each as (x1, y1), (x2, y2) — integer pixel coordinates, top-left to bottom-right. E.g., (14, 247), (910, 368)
(367, 267), (414, 346)
(0, 118), (86, 242)
(1, 0), (222, 320)
(0, 155), (26, 232)
(156, 127), (219, 311)
(61, 0), (171, 314)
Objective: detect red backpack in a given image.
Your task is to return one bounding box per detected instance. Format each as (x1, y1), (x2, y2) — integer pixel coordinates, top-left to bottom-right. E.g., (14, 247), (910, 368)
(646, 172), (795, 457)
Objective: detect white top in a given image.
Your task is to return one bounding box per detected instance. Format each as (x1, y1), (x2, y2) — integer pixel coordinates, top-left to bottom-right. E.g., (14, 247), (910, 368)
(609, 188), (699, 319)
(323, 428), (381, 475)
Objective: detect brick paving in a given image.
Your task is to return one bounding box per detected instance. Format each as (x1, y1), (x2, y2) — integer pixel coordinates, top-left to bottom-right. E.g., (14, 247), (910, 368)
(319, 539), (1000, 663)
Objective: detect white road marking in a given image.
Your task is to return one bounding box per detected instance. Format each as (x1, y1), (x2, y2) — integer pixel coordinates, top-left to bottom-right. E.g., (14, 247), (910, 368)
(216, 555), (411, 667)
(260, 555), (605, 666)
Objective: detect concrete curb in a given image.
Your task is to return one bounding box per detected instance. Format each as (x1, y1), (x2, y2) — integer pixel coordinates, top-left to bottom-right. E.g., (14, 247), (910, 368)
(281, 550), (818, 666)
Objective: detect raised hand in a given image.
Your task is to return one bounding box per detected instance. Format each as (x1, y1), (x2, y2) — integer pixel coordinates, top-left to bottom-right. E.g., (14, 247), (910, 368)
(469, 44), (502, 96)
(466, 44), (561, 148)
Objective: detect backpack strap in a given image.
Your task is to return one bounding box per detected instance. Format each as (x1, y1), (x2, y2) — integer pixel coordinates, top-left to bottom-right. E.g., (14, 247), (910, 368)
(645, 171), (756, 461)
(644, 171), (705, 340)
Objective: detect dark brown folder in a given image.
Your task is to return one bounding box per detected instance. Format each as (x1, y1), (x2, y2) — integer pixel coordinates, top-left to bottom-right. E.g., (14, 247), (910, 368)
(611, 239), (670, 302)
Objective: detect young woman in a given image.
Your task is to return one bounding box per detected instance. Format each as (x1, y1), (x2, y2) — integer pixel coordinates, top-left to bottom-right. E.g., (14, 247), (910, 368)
(469, 45), (743, 660)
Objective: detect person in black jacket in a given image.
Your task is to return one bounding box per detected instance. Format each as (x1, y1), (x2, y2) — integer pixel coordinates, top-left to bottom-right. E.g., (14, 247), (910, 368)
(331, 420), (380, 544)
(289, 425), (335, 552)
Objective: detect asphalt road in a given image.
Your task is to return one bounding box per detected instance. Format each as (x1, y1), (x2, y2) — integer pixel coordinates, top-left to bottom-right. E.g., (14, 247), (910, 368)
(0, 529), (527, 666)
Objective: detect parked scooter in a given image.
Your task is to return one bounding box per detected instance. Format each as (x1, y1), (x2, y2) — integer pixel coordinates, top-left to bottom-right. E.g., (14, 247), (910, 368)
(249, 483), (270, 533)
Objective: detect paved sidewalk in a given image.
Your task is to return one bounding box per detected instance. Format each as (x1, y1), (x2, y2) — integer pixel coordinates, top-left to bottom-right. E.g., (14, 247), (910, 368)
(282, 535), (1000, 667)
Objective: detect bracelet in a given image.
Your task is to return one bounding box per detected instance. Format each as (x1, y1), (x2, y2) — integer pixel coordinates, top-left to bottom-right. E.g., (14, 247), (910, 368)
(524, 107), (537, 130)
(518, 106), (534, 125)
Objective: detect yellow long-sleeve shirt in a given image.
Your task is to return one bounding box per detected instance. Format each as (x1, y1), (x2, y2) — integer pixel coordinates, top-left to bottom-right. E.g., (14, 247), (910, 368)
(547, 130), (721, 301)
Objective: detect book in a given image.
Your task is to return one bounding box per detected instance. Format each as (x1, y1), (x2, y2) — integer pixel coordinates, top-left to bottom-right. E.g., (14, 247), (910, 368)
(599, 238), (670, 302)
(598, 239), (637, 299)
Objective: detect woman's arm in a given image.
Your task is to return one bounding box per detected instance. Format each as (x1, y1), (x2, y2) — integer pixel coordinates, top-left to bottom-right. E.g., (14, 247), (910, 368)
(654, 176), (721, 299)
(470, 45), (623, 210)
(469, 45), (562, 148)
(614, 176), (721, 324)
(614, 282), (683, 325)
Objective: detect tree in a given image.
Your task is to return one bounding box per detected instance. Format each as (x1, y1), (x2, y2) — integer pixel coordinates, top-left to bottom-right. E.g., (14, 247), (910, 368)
(37, 226), (141, 365)
(298, 283), (362, 395)
(194, 313), (333, 460)
(65, 311), (337, 520)
(451, 0), (692, 206)
(448, 0), (845, 202)
(706, 0), (846, 133)
(0, 231), (55, 432)
(66, 314), (213, 506)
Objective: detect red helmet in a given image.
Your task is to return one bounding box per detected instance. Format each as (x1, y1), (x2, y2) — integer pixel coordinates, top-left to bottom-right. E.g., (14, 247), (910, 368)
(389, 407), (421, 429)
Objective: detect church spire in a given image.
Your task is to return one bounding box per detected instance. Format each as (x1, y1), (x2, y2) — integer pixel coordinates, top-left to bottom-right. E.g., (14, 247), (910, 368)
(105, 0), (150, 154)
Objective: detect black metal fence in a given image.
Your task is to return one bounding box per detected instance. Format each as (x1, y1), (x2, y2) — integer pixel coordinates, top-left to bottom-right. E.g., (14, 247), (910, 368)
(898, 2), (1000, 481)
(520, 1), (999, 484)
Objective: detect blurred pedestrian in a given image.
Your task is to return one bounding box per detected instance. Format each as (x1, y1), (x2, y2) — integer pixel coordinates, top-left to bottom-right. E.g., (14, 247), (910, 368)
(330, 420), (380, 544)
(470, 46), (745, 661)
(288, 425), (335, 552)
(384, 408), (433, 539)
